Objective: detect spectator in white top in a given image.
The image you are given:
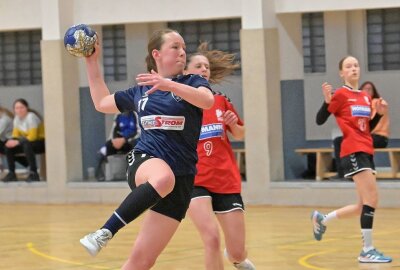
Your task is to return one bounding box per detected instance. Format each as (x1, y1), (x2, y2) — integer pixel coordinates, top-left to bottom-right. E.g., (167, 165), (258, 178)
(2, 99), (45, 182)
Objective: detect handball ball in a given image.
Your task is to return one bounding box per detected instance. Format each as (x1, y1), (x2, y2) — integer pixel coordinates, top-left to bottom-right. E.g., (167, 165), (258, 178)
(64, 24), (97, 57)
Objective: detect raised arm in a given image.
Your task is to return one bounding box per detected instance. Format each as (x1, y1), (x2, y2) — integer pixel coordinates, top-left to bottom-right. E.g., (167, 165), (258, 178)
(85, 43), (120, 114)
(316, 82), (333, 125)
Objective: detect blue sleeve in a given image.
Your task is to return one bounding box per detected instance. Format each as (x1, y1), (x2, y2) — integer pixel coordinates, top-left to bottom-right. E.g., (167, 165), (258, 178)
(114, 87), (137, 112)
(188, 75), (212, 91)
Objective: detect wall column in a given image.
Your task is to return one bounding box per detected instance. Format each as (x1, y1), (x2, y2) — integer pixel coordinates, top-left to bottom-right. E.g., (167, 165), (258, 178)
(241, 0), (284, 203)
(40, 0), (82, 201)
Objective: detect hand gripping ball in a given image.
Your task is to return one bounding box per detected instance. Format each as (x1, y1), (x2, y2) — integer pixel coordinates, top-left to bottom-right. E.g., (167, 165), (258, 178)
(64, 24), (97, 57)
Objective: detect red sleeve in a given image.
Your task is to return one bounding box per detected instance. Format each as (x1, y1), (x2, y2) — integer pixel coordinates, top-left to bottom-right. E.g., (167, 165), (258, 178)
(328, 90), (344, 114)
(223, 97), (243, 134)
(225, 98), (243, 125)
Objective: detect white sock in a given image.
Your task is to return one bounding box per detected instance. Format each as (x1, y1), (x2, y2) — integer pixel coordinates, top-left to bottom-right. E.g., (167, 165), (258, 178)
(322, 211), (337, 225)
(361, 229), (374, 252)
(100, 146), (107, 156)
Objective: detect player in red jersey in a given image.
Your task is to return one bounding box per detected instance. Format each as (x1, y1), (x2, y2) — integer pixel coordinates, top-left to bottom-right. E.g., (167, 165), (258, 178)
(312, 56), (392, 263)
(184, 43), (255, 270)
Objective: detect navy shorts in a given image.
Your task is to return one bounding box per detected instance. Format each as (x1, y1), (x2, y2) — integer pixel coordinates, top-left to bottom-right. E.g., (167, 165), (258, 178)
(126, 150), (194, 222)
(191, 186), (244, 213)
(341, 152), (376, 179)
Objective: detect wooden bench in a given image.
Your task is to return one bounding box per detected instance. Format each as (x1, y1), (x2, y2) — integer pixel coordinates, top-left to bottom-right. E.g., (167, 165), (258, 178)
(374, 148), (400, 179)
(295, 148), (335, 181)
(295, 147), (400, 180)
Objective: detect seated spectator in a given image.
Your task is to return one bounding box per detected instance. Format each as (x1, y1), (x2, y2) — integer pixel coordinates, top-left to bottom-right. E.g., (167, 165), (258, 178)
(361, 81), (390, 148)
(95, 111), (139, 181)
(0, 106), (13, 155)
(2, 99), (45, 182)
(332, 81), (389, 179)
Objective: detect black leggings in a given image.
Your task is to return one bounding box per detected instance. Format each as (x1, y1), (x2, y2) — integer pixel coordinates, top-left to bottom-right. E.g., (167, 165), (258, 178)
(0, 140), (4, 154)
(5, 139), (45, 172)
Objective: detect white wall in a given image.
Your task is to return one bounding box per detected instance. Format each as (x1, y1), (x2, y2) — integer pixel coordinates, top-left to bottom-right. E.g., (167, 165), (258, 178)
(0, 0), (241, 33)
(73, 0), (241, 26)
(275, 0), (400, 14)
(277, 14), (303, 80)
(0, 86), (43, 115)
(0, 0), (41, 31)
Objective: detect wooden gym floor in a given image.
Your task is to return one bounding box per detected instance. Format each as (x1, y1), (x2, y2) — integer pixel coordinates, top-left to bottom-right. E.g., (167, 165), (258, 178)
(1, 204), (399, 270)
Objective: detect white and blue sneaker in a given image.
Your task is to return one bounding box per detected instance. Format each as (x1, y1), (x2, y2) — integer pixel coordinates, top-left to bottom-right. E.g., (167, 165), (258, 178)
(311, 210), (326, 241)
(358, 248), (392, 263)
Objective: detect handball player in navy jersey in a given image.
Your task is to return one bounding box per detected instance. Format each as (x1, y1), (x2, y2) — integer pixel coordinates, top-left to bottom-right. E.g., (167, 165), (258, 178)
(79, 29), (214, 270)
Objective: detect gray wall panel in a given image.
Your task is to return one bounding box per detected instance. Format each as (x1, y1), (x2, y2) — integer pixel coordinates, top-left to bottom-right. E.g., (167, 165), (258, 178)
(80, 87), (105, 179)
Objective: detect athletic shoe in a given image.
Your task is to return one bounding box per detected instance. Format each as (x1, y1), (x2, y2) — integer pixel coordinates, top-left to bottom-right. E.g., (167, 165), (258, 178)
(224, 249), (256, 270)
(2, 172), (17, 182)
(358, 248), (392, 263)
(26, 171), (40, 182)
(311, 210), (326, 241)
(80, 228), (112, 256)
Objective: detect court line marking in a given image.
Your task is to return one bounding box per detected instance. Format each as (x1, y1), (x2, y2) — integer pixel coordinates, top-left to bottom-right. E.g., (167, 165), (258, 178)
(284, 228), (400, 269)
(278, 238), (339, 250)
(279, 228), (400, 250)
(26, 242), (113, 270)
(298, 249), (336, 270)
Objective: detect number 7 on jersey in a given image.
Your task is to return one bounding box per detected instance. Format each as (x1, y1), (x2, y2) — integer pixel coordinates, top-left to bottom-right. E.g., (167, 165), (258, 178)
(138, 97), (149, 112)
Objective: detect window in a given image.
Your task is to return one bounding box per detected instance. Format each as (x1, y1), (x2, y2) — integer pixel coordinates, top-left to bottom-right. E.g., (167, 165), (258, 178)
(168, 19), (241, 74)
(367, 9), (400, 71)
(0, 30), (41, 86)
(102, 25), (127, 82)
(302, 13), (326, 73)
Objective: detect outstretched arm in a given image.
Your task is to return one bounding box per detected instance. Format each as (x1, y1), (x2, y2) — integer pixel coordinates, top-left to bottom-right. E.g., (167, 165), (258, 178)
(85, 42), (119, 114)
(136, 70), (214, 109)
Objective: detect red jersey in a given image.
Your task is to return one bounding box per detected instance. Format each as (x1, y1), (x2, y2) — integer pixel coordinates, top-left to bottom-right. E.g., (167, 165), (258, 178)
(195, 93), (243, 193)
(328, 85), (373, 157)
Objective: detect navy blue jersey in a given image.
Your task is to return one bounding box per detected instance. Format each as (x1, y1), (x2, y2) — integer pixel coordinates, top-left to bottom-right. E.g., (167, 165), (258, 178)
(114, 74), (211, 176)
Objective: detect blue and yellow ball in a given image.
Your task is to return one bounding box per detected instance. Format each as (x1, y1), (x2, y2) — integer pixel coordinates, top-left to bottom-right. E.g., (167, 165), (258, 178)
(64, 24), (97, 57)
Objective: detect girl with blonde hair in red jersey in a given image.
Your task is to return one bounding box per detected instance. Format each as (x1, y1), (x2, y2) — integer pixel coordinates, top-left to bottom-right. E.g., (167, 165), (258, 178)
(313, 56), (392, 263)
(184, 43), (255, 270)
